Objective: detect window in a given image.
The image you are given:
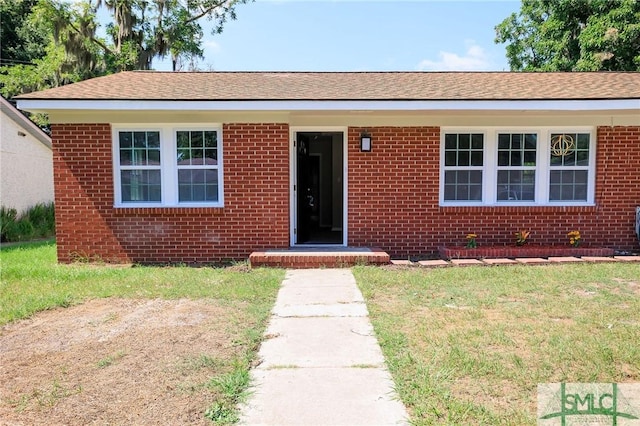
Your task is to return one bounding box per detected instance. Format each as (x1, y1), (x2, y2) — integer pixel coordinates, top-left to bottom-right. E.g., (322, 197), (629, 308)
(443, 133), (483, 201)
(440, 128), (594, 206)
(496, 133), (536, 201)
(118, 131), (162, 202)
(113, 125), (223, 207)
(176, 130), (220, 203)
(549, 133), (590, 202)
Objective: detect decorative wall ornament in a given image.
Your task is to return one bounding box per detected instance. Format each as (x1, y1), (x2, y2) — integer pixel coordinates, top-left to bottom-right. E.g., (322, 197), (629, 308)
(550, 134), (575, 157)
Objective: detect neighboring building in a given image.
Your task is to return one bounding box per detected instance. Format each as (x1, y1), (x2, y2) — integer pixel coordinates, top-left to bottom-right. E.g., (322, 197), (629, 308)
(0, 96), (53, 214)
(15, 71), (640, 263)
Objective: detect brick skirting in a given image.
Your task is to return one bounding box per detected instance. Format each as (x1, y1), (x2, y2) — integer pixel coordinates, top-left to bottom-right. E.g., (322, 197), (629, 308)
(440, 246), (616, 260)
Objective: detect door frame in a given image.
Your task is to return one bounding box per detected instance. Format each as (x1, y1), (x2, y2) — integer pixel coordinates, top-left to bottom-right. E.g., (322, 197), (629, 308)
(290, 126), (348, 247)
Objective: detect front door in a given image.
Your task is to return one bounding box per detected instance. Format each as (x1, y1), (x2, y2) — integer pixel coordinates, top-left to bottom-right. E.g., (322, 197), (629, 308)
(294, 131), (344, 245)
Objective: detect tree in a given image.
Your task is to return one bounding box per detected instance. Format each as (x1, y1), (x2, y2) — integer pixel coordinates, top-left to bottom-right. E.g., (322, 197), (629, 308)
(0, 0), (49, 66)
(1, 0), (250, 98)
(1, 0), (249, 130)
(49, 0), (250, 72)
(495, 0), (640, 71)
(1, 0), (103, 99)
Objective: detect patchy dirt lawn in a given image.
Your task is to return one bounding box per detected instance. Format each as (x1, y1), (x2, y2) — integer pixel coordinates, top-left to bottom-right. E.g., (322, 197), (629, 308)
(0, 298), (253, 425)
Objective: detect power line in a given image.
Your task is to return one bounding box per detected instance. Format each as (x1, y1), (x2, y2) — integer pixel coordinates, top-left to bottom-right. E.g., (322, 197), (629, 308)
(0, 58), (37, 66)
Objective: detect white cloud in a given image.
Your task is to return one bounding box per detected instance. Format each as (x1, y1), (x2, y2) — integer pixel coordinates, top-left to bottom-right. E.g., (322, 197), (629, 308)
(203, 39), (222, 54)
(416, 41), (492, 71)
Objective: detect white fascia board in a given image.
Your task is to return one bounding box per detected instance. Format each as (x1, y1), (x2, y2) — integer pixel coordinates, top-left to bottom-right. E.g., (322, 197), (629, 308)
(1, 97), (52, 148)
(16, 98), (640, 112)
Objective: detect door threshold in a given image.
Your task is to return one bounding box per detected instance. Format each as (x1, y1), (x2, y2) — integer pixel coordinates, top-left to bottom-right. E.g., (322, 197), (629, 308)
(293, 244), (347, 248)
(287, 245), (365, 252)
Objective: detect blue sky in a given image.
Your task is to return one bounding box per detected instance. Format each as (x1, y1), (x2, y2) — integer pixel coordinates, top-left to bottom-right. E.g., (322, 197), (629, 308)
(152, 0), (521, 72)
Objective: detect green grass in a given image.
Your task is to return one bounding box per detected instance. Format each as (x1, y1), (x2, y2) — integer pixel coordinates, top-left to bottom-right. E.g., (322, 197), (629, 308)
(0, 240), (283, 326)
(96, 351), (126, 368)
(205, 363), (251, 424)
(0, 240), (285, 424)
(354, 263), (640, 425)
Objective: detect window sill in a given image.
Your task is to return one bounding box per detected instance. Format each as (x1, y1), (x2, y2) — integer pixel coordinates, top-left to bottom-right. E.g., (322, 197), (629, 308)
(112, 205), (225, 216)
(439, 204), (597, 213)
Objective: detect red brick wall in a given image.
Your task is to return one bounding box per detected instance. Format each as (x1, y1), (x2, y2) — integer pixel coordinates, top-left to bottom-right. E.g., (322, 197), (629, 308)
(52, 124), (122, 262)
(51, 123), (290, 263)
(347, 126), (640, 257)
(347, 127), (441, 255)
(52, 123), (639, 263)
(594, 126), (640, 246)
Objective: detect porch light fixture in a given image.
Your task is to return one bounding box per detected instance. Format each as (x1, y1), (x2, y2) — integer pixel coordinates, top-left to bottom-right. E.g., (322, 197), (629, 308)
(360, 132), (372, 152)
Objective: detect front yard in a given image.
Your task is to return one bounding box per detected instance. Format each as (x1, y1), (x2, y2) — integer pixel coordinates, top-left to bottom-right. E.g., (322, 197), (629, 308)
(0, 241), (284, 424)
(2, 241), (638, 425)
(354, 264), (640, 425)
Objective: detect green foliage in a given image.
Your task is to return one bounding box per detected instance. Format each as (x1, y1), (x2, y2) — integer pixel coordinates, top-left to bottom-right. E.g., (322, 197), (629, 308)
(1, 0), (252, 103)
(204, 401), (238, 424)
(96, 351), (126, 368)
(12, 220), (35, 241)
(0, 2), (96, 99)
(495, 0), (640, 71)
(0, 0), (48, 65)
(205, 364), (250, 424)
(25, 202), (56, 236)
(34, 0), (107, 79)
(0, 202), (55, 242)
(98, 0), (252, 71)
(0, 207), (18, 240)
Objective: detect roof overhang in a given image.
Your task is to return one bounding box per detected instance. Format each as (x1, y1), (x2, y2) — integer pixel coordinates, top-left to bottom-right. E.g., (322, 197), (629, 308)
(1, 97), (51, 148)
(16, 98), (640, 114)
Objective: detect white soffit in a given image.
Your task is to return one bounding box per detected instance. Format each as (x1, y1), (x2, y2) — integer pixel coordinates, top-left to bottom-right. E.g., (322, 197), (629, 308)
(16, 99), (640, 113)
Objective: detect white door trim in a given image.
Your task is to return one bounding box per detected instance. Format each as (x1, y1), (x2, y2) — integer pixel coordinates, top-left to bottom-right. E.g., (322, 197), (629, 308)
(290, 126), (348, 247)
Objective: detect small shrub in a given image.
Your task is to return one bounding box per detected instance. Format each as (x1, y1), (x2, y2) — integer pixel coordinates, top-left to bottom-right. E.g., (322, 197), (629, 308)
(0, 203), (55, 242)
(0, 207), (18, 242)
(515, 229), (530, 246)
(567, 230), (582, 247)
(25, 202), (55, 237)
(15, 220), (35, 241)
(465, 233), (478, 248)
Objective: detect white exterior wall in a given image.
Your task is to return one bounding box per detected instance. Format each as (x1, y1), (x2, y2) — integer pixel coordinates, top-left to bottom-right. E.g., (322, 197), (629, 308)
(0, 112), (53, 214)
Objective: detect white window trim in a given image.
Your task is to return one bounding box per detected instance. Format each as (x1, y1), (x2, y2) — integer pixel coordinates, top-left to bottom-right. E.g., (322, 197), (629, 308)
(439, 126), (596, 207)
(494, 128), (541, 204)
(441, 131), (486, 204)
(112, 123), (224, 208)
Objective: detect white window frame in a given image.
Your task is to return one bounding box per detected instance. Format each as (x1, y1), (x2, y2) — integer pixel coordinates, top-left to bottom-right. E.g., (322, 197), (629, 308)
(112, 123), (224, 208)
(547, 132), (592, 203)
(115, 128), (163, 204)
(442, 131), (486, 204)
(439, 127), (596, 206)
(495, 130), (539, 203)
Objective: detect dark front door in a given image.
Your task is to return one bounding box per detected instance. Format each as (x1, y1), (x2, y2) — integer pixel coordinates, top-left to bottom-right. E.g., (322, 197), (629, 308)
(296, 133), (312, 243)
(295, 132), (343, 245)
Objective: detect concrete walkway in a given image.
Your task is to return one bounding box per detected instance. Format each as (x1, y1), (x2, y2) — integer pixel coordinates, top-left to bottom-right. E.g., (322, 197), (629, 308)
(239, 269), (409, 425)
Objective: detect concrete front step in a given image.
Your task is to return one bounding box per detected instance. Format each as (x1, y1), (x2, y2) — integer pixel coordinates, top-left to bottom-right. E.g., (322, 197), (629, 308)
(249, 247), (390, 268)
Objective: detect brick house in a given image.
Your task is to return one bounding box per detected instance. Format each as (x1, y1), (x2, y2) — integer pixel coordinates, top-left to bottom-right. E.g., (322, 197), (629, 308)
(16, 71), (640, 263)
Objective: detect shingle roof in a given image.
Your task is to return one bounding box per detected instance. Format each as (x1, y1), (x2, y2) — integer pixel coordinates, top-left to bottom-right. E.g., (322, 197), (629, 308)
(15, 71), (640, 101)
